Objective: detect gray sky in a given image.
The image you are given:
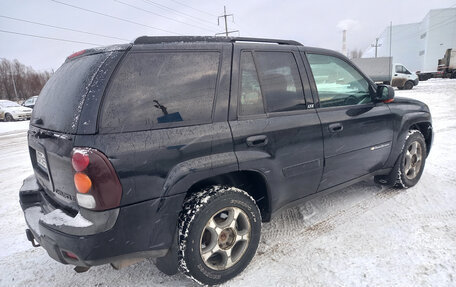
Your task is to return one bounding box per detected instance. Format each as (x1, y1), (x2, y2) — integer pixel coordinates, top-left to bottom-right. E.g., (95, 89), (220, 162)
(1, 0), (455, 71)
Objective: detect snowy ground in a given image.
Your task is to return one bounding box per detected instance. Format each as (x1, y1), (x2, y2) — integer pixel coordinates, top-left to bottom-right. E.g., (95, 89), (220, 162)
(0, 79), (455, 286)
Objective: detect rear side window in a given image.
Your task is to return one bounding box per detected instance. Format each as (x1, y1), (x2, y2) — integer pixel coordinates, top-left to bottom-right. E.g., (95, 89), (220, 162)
(255, 52), (305, 113)
(239, 52), (264, 116)
(32, 53), (109, 133)
(101, 52), (220, 133)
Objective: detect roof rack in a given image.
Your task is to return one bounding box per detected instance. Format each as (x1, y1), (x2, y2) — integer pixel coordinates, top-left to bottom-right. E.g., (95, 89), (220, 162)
(133, 36), (302, 46)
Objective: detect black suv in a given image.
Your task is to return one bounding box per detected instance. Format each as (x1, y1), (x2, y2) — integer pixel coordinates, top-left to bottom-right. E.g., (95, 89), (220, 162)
(20, 36), (433, 285)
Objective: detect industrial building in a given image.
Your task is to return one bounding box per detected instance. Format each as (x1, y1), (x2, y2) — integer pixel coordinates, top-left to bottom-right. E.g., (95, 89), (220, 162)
(363, 8), (456, 72)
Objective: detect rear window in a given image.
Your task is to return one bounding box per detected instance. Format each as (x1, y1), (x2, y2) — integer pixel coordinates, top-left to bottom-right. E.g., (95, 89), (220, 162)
(32, 53), (109, 133)
(100, 51), (220, 133)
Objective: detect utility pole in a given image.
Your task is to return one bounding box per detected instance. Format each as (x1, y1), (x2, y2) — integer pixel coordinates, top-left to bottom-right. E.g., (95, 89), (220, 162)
(389, 21), (393, 81)
(342, 30), (347, 57)
(216, 6), (238, 37)
(371, 38), (382, 58)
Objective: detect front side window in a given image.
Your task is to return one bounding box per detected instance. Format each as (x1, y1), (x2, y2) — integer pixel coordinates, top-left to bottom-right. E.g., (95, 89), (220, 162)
(395, 65), (405, 73)
(307, 53), (372, 108)
(101, 52), (220, 133)
(255, 52), (305, 113)
(239, 52), (264, 116)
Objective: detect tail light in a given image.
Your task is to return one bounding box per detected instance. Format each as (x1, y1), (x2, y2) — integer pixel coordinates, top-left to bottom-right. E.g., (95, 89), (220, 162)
(71, 148), (122, 210)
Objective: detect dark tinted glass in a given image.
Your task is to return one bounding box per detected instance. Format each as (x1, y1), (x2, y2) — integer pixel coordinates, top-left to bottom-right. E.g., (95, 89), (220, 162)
(255, 52), (305, 113)
(307, 53), (372, 108)
(32, 53), (109, 133)
(239, 52), (264, 116)
(101, 52), (220, 133)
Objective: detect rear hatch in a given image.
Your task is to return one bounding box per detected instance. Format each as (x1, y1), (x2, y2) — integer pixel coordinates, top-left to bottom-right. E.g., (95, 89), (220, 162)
(28, 47), (127, 212)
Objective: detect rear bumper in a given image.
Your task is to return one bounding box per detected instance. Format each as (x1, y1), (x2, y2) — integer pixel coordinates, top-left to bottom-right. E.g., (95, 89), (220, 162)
(19, 175), (185, 267)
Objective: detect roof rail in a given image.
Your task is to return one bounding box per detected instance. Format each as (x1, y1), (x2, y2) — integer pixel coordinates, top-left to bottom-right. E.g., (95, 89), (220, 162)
(133, 36), (302, 46)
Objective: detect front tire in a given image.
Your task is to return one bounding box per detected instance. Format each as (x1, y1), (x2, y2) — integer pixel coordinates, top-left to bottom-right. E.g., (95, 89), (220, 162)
(178, 186), (261, 285)
(391, 130), (427, 188)
(5, 113), (14, 122)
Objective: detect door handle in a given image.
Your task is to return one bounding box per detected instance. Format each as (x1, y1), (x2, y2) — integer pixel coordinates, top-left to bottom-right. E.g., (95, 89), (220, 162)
(394, 74), (398, 76)
(246, 135), (268, 147)
(328, 123), (343, 133)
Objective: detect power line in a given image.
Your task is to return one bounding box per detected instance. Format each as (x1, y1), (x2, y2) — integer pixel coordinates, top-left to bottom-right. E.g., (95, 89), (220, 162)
(169, 0), (217, 17)
(0, 15), (129, 42)
(141, 0), (217, 27)
(0, 29), (102, 46)
(113, 0), (217, 33)
(50, 0), (182, 36)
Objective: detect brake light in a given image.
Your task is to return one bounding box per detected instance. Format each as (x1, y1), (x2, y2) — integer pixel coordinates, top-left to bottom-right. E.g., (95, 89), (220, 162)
(71, 148), (122, 210)
(67, 49), (86, 59)
(72, 151), (89, 172)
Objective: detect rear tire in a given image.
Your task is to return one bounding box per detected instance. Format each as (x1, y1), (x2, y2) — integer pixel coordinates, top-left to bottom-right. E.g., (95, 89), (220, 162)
(404, 81), (414, 90)
(178, 186), (261, 285)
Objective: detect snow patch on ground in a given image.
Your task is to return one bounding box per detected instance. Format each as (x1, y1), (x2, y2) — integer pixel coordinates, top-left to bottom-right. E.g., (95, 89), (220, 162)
(0, 120), (29, 136)
(0, 79), (455, 286)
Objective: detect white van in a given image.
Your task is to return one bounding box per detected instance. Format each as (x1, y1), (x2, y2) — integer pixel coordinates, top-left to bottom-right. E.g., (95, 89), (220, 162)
(393, 63), (419, 90)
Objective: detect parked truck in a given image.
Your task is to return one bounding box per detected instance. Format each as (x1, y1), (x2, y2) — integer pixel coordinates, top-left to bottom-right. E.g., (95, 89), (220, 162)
(438, 48), (456, 78)
(352, 57), (418, 90)
(416, 48), (456, 81)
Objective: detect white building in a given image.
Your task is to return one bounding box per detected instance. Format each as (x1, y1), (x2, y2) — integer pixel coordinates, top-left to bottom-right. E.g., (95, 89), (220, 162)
(363, 8), (456, 72)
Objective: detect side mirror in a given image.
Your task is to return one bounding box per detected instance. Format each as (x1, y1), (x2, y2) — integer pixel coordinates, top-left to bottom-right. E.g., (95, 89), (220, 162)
(375, 84), (394, 103)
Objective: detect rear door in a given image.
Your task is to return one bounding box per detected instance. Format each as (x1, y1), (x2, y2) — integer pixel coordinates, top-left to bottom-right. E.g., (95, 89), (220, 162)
(302, 51), (394, 191)
(229, 44), (324, 213)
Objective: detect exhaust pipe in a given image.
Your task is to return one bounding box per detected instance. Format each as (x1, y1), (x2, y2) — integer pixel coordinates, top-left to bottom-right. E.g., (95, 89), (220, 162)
(26, 229), (40, 247)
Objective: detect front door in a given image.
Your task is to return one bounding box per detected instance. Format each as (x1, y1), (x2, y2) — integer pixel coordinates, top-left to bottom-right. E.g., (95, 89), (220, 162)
(304, 52), (394, 191)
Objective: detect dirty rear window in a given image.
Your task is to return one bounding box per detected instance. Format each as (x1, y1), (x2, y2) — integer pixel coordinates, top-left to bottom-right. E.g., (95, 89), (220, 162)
(32, 53), (109, 133)
(100, 51), (220, 133)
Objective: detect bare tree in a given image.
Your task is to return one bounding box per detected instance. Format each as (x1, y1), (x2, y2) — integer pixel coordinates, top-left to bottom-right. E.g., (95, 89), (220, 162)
(0, 58), (51, 101)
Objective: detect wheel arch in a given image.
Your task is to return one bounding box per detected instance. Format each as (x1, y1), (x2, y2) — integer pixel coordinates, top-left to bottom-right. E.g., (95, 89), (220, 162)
(385, 112), (432, 168)
(410, 121), (433, 156)
(186, 170), (272, 222)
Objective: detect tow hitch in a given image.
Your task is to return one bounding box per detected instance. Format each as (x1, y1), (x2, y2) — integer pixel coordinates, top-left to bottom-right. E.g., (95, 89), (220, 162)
(26, 229), (40, 247)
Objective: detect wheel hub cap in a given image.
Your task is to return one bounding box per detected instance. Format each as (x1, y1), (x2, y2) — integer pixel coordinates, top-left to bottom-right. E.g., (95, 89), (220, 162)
(403, 140), (423, 180)
(218, 228), (236, 249)
(200, 207), (251, 270)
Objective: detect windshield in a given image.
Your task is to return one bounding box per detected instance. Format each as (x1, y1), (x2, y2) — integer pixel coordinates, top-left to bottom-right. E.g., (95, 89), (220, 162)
(0, 101), (21, 108)
(31, 52), (110, 133)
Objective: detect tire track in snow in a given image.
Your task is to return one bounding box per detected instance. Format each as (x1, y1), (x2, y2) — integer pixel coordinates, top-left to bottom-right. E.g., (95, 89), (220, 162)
(252, 185), (402, 266)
